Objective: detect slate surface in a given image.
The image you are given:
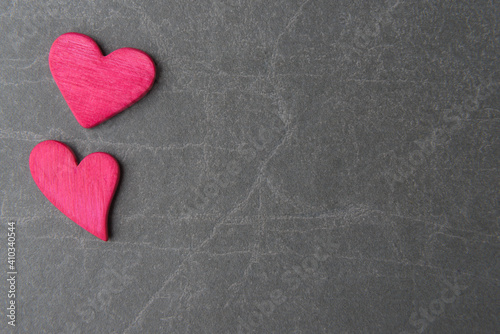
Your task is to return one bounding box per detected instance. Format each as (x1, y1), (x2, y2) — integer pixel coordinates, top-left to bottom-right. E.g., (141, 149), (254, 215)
(0, 1), (498, 333)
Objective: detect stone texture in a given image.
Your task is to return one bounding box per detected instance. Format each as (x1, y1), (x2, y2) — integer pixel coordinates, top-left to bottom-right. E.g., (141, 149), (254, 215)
(0, 1), (498, 333)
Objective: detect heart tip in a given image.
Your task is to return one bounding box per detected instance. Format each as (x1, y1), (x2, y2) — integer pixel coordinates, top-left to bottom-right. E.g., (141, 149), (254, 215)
(79, 121), (97, 129)
(94, 232), (108, 241)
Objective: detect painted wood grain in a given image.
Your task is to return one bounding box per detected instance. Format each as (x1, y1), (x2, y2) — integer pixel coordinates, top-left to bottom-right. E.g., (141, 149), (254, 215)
(49, 32), (156, 128)
(29, 140), (120, 241)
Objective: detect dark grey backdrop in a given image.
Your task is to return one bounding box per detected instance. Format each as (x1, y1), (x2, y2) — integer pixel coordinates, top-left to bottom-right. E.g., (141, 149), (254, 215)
(0, 1), (498, 333)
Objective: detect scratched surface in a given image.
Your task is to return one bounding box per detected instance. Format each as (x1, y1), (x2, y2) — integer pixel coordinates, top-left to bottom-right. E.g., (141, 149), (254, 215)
(0, 1), (498, 333)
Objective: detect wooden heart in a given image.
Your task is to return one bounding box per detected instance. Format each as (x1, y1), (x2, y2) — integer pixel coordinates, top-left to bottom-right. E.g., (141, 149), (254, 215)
(49, 32), (156, 128)
(29, 140), (120, 241)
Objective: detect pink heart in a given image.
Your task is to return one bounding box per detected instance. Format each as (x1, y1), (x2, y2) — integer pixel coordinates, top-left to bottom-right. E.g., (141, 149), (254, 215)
(29, 140), (120, 241)
(49, 32), (156, 128)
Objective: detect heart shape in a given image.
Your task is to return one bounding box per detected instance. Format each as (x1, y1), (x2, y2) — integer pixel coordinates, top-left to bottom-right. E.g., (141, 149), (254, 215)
(29, 140), (120, 241)
(49, 32), (156, 128)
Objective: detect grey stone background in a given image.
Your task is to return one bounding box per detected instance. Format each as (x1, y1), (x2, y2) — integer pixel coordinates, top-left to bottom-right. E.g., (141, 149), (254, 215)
(0, 0), (498, 333)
